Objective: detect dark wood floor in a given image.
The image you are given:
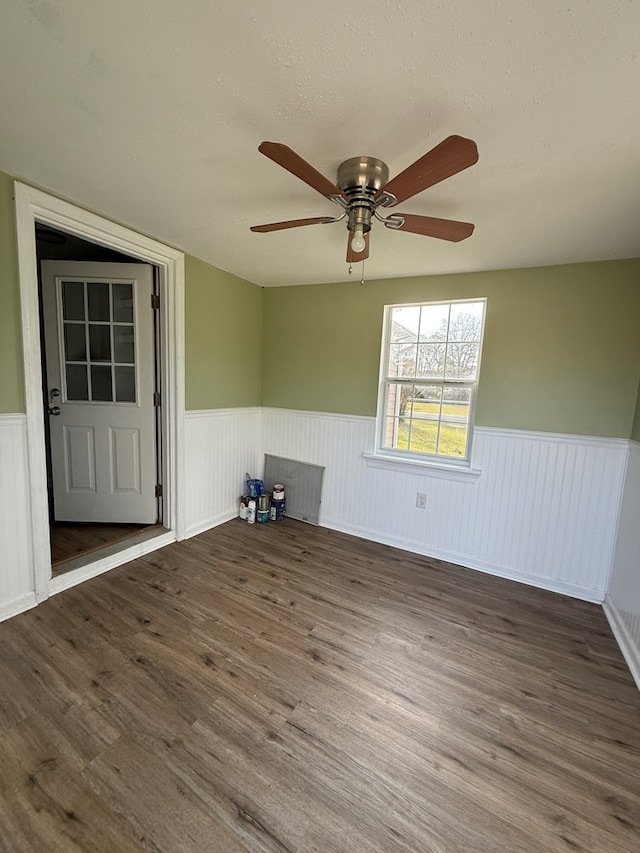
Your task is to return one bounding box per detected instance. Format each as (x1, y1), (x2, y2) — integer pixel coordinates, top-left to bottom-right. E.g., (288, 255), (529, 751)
(1, 519), (639, 852)
(50, 521), (153, 567)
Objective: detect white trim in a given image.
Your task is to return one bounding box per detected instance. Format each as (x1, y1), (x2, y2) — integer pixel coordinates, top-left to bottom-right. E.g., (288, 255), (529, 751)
(49, 531), (176, 596)
(322, 516), (605, 603)
(185, 508), (239, 539)
(0, 413), (28, 427)
(186, 407), (263, 419)
(474, 426), (629, 450)
(14, 182), (185, 602)
(261, 406), (374, 425)
(603, 596), (640, 692)
(363, 451), (482, 482)
(0, 592), (38, 623)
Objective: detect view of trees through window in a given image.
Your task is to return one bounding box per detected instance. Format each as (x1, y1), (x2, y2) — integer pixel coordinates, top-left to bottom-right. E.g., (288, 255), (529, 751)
(381, 300), (485, 460)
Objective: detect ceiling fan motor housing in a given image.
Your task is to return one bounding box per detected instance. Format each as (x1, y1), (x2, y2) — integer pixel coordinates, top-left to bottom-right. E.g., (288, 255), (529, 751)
(337, 156), (389, 234)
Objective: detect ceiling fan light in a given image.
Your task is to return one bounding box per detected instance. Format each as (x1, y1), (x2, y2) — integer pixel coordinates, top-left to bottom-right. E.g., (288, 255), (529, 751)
(350, 228), (366, 254)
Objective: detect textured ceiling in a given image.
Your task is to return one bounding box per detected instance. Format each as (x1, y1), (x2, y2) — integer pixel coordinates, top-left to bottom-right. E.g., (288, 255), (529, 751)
(1, 0), (639, 286)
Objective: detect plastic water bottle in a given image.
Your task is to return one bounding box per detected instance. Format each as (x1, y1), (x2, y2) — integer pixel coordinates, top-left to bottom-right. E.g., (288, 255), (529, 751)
(247, 499), (256, 524)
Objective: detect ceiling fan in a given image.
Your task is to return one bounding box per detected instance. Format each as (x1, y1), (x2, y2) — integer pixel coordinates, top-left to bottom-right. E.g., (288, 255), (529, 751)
(250, 135), (479, 263)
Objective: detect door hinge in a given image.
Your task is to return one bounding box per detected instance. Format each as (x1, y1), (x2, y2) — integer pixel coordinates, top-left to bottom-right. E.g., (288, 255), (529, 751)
(155, 484), (163, 498)
(153, 391), (161, 406)
(151, 293), (160, 309)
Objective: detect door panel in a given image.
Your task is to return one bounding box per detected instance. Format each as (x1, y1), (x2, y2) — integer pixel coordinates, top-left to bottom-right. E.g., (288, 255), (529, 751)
(64, 425), (96, 491)
(42, 261), (157, 524)
(110, 427), (142, 493)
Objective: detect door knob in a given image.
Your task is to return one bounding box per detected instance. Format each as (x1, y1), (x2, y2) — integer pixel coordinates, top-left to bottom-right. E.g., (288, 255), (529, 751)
(48, 405), (61, 416)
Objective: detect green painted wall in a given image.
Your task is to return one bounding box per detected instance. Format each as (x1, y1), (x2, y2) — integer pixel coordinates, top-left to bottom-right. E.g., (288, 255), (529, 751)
(0, 168), (262, 414)
(2, 163), (638, 436)
(632, 377), (640, 443)
(0, 171), (25, 412)
(262, 259), (640, 438)
(185, 256), (262, 409)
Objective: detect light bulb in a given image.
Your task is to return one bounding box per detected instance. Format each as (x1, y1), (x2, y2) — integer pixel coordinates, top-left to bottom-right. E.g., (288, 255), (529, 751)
(351, 228), (366, 254)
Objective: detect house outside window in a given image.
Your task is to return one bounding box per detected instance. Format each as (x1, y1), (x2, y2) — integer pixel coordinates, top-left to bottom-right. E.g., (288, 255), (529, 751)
(377, 298), (486, 465)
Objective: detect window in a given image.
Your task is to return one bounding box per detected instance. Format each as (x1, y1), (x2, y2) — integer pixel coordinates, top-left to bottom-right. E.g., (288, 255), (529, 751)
(377, 298), (486, 465)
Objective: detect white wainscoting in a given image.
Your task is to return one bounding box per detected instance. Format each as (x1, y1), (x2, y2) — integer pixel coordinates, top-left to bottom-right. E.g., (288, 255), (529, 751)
(184, 408), (262, 537)
(0, 414), (36, 620)
(1, 406), (630, 626)
(262, 408), (628, 602)
(605, 441), (640, 690)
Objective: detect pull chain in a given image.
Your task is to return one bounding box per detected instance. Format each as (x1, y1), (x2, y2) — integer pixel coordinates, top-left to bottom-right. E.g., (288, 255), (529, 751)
(360, 260), (366, 286)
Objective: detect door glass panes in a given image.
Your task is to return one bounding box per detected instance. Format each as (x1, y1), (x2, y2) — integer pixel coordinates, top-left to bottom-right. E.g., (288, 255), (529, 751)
(66, 363), (89, 401)
(62, 281), (85, 320)
(113, 284), (134, 322)
(64, 323), (86, 362)
(114, 326), (134, 363)
(59, 279), (137, 403)
(91, 365), (112, 401)
(87, 282), (110, 321)
(89, 324), (111, 361)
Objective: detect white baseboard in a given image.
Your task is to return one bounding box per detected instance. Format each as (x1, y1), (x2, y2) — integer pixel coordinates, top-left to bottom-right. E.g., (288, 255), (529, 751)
(185, 509), (240, 539)
(321, 516), (605, 603)
(603, 596), (640, 692)
(0, 592), (38, 623)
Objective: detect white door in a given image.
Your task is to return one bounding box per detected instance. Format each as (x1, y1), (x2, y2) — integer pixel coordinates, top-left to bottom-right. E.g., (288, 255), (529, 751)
(42, 261), (158, 524)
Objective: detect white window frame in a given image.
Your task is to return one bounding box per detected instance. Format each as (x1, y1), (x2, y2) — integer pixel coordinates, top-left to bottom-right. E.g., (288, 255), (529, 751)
(371, 297), (486, 475)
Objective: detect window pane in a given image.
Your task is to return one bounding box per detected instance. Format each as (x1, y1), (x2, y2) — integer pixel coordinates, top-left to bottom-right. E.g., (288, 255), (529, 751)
(411, 385), (442, 420)
(384, 382), (413, 420)
(62, 281), (85, 320)
(381, 299), (485, 464)
(91, 365), (112, 401)
(88, 282), (110, 321)
(408, 419), (438, 454)
(64, 323), (86, 362)
(449, 301), (483, 341)
(445, 342), (479, 380)
(89, 324), (111, 361)
(394, 418), (410, 450)
(113, 283), (134, 322)
(437, 421), (468, 458)
(115, 366), (136, 402)
(419, 303), (449, 341)
(114, 325), (135, 364)
(66, 364), (88, 400)
(416, 344), (446, 378)
(389, 343), (416, 378)
(390, 306), (420, 342)
(383, 417), (402, 449)
(442, 386), (471, 419)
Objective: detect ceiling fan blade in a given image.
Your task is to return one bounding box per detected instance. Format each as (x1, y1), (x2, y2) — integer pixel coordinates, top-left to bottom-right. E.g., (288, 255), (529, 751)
(346, 231), (370, 262)
(251, 217), (334, 233)
(258, 142), (345, 201)
(385, 214), (474, 242)
(378, 136), (478, 205)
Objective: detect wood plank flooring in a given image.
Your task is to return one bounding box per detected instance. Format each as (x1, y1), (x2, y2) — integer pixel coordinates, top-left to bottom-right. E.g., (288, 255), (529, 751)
(1, 518), (639, 852)
(50, 522), (153, 567)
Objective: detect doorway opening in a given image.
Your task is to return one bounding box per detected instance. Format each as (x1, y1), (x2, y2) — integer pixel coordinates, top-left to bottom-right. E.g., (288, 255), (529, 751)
(36, 225), (163, 575)
(15, 183), (185, 603)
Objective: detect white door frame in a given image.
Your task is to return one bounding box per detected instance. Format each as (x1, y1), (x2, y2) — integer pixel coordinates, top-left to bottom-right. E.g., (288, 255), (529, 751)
(15, 182), (185, 602)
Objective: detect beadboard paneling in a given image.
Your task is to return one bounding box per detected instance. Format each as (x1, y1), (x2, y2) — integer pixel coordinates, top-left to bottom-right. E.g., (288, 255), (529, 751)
(0, 414), (37, 619)
(262, 409), (627, 602)
(184, 408), (262, 537)
(605, 441), (640, 689)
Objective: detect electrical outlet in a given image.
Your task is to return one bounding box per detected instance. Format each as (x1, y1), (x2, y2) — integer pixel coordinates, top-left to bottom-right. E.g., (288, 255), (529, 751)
(416, 492), (427, 510)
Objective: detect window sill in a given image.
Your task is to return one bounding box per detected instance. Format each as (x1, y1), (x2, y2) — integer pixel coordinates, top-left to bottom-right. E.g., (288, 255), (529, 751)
(362, 452), (482, 482)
